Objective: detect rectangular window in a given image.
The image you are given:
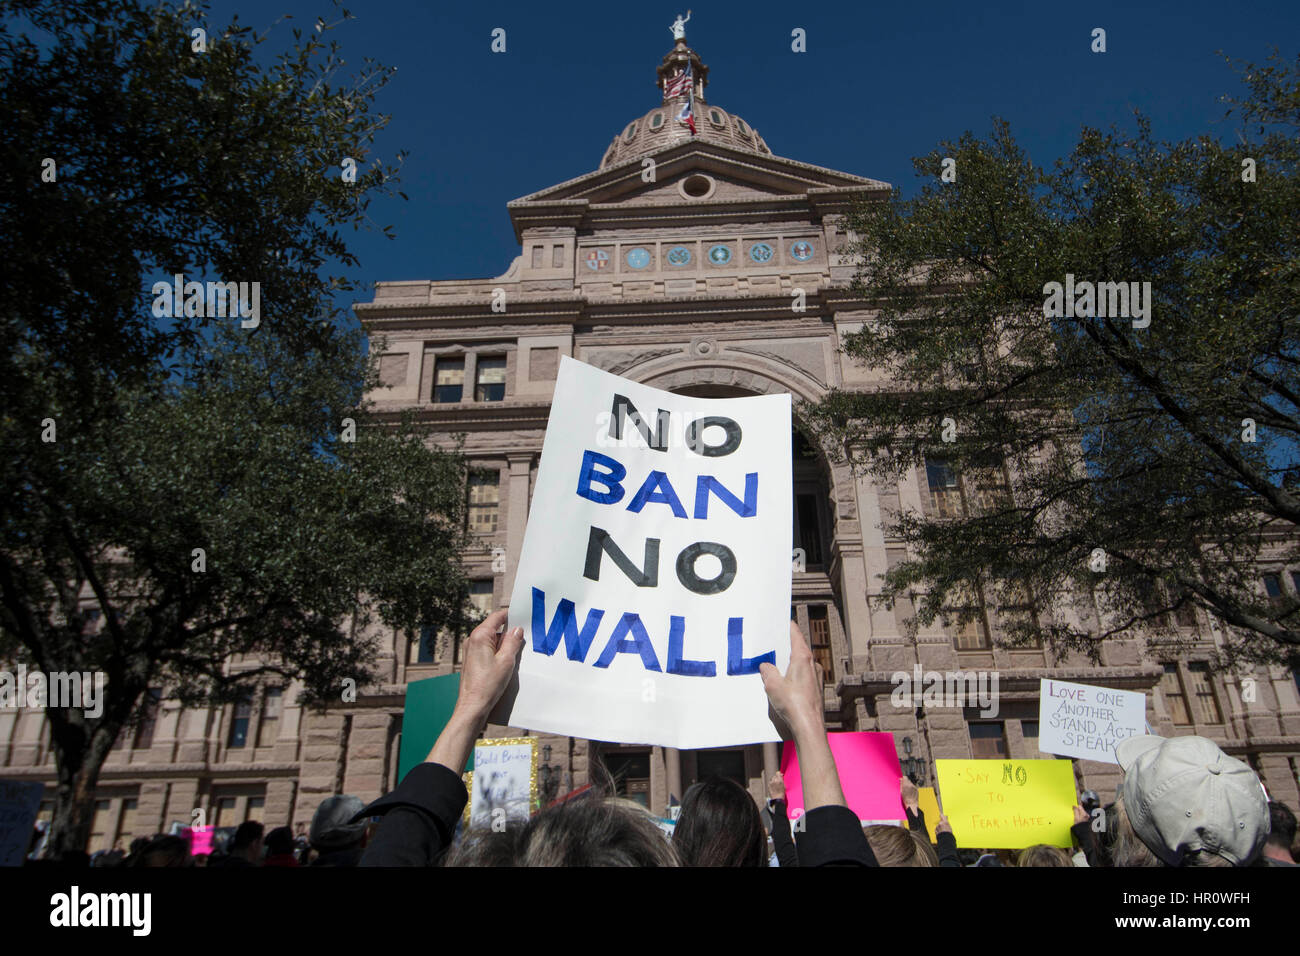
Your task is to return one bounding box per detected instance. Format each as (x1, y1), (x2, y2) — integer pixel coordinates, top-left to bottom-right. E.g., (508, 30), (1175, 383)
(256, 688), (282, 747)
(213, 796), (236, 829)
(1161, 663), (1192, 725)
(925, 459), (963, 518)
(969, 722), (1008, 758)
(696, 749), (747, 787)
(227, 692), (252, 748)
(968, 466), (1011, 515)
(133, 688), (162, 750)
(531, 245), (543, 268)
(433, 357), (465, 403)
(116, 798), (138, 847)
(412, 626), (438, 664)
(1263, 573), (1284, 609)
(467, 470), (500, 534)
(552, 245), (564, 268)
(475, 356), (506, 402)
(1022, 720), (1039, 741)
(948, 584), (991, 650)
(604, 752), (652, 808)
(1171, 596), (1197, 628)
(808, 605), (833, 684)
(1187, 662), (1223, 724)
(245, 797), (265, 822)
(89, 799), (113, 853)
(1291, 571), (1300, 596)
(793, 492), (824, 567)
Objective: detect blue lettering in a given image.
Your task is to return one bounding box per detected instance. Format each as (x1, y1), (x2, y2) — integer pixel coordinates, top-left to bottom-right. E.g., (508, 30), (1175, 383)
(576, 450), (626, 505)
(626, 470), (687, 518)
(593, 612), (663, 671)
(666, 615), (715, 677)
(531, 587), (605, 662)
(726, 617), (774, 675)
(693, 474), (758, 518)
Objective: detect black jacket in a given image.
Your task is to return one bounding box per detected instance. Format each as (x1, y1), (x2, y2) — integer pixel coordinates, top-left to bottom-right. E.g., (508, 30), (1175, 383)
(768, 798), (799, 867)
(904, 806), (961, 867)
(356, 761), (879, 867)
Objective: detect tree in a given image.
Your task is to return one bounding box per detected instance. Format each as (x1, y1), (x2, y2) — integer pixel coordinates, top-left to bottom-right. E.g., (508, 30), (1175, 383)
(806, 52), (1300, 670)
(1, 0), (473, 856)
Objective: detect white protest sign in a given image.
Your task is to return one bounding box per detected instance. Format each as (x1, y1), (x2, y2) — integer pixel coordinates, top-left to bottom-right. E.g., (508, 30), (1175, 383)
(0, 779), (44, 866)
(1038, 678), (1146, 764)
(504, 356), (792, 749)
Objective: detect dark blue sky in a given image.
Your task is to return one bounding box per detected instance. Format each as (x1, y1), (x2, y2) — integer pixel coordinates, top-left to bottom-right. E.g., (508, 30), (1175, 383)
(207, 0), (1297, 293)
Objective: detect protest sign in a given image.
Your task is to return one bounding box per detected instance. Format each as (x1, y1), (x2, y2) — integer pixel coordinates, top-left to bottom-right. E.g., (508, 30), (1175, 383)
(780, 732), (905, 823)
(505, 356), (792, 749)
(399, 673), (470, 780)
(915, 786), (942, 840)
(467, 737), (537, 829)
(1038, 678), (1145, 764)
(0, 779), (43, 867)
(935, 759), (1076, 848)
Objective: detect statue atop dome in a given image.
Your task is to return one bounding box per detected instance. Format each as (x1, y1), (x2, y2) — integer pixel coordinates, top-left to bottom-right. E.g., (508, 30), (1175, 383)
(670, 11), (691, 40)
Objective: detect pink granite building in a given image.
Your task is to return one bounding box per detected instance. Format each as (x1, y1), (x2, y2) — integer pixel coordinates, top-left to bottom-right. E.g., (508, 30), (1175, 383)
(3, 33), (1297, 851)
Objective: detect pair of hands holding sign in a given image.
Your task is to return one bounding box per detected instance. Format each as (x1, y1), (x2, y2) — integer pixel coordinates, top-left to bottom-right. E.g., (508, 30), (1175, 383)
(429, 612), (847, 812)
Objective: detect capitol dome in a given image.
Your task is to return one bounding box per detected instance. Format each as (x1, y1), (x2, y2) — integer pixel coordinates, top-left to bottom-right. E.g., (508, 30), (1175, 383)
(599, 36), (771, 169)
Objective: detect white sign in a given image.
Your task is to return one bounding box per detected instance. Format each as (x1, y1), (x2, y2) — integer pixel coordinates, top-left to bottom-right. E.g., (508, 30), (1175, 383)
(504, 357), (792, 749)
(0, 779), (43, 866)
(1038, 678), (1146, 764)
(469, 738), (537, 829)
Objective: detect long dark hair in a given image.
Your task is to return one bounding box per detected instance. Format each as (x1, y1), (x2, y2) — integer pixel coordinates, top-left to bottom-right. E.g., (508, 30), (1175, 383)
(672, 777), (766, 867)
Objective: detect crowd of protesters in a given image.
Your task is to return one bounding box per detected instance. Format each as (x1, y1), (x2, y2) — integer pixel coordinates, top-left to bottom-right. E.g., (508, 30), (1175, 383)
(27, 610), (1300, 868)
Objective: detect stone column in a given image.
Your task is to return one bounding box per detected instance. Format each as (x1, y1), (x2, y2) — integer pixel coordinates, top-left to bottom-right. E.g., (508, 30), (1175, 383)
(665, 747), (682, 806)
(501, 454), (533, 599)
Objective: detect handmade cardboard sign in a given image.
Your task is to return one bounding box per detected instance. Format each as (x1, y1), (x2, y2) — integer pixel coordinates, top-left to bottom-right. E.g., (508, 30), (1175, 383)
(466, 737), (538, 830)
(935, 758), (1076, 848)
(505, 356), (792, 749)
(780, 732), (906, 823)
(0, 779), (43, 867)
(1038, 678), (1145, 764)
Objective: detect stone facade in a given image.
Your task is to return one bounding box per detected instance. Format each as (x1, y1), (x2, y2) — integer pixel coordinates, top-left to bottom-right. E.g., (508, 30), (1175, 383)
(3, 37), (1298, 851)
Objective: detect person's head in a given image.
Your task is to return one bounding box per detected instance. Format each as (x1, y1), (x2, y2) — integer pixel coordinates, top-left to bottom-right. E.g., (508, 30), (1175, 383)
(1265, 802), (1297, 860)
(230, 820), (264, 861)
(1017, 844), (1072, 867)
(133, 835), (190, 867)
(264, 826), (295, 857)
(310, 795), (368, 853)
(447, 796), (680, 867)
(672, 777), (766, 867)
(128, 837), (149, 857)
(1116, 734), (1269, 867)
(863, 825), (939, 866)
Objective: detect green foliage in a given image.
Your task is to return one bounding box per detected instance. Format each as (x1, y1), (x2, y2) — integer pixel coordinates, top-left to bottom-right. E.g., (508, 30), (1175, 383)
(807, 52), (1300, 668)
(0, 0), (471, 854)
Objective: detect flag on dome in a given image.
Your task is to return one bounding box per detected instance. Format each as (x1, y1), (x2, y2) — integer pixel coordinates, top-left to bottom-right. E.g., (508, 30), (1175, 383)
(664, 63), (691, 99)
(676, 96), (696, 135)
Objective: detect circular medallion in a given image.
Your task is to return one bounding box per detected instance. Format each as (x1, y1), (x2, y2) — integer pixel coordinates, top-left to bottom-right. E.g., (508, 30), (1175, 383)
(707, 244), (732, 265)
(749, 242), (774, 263)
(625, 247), (651, 270)
(666, 245), (693, 266)
(585, 249), (610, 271)
(790, 240), (814, 261)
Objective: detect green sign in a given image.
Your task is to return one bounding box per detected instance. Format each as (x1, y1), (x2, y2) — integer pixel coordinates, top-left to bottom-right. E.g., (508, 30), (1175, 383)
(397, 673), (471, 781)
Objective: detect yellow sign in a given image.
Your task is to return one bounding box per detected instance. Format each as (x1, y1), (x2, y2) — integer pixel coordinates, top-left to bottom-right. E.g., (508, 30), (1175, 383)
(915, 786), (942, 841)
(935, 759), (1076, 849)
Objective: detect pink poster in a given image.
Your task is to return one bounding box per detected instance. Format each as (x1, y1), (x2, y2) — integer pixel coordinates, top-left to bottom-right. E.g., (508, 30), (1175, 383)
(779, 731), (905, 823)
(188, 825), (214, 856)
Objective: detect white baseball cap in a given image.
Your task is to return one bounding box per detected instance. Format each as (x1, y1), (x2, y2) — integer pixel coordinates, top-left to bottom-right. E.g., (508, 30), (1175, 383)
(1116, 734), (1269, 866)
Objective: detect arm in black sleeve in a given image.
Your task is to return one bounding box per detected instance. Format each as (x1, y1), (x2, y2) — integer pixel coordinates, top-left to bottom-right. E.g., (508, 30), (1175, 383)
(1071, 820), (1110, 868)
(769, 799), (799, 868)
(354, 762), (467, 866)
(904, 804), (926, 834)
(795, 805), (878, 867)
(935, 830), (962, 867)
